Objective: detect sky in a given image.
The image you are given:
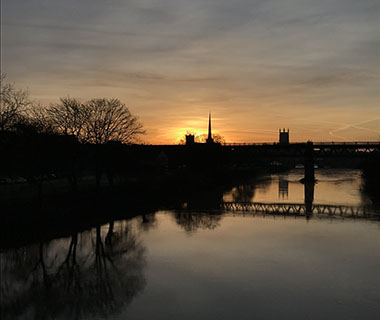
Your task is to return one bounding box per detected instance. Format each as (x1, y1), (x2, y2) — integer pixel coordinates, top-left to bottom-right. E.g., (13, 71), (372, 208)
(2, 0), (379, 144)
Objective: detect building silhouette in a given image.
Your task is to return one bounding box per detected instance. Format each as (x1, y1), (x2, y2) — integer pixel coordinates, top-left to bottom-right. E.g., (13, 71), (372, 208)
(206, 113), (214, 144)
(185, 113), (215, 146)
(186, 134), (195, 145)
(279, 128), (289, 144)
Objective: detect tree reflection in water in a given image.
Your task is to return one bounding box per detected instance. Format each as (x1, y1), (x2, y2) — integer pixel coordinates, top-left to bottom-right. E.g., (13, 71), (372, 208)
(1, 221), (146, 320)
(173, 212), (222, 233)
(229, 179), (270, 203)
(139, 214), (158, 232)
(230, 184), (256, 202)
(172, 179), (272, 233)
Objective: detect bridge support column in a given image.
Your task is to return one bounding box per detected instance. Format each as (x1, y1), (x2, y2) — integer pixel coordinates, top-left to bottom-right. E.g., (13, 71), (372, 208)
(304, 141), (315, 182)
(304, 182), (314, 217)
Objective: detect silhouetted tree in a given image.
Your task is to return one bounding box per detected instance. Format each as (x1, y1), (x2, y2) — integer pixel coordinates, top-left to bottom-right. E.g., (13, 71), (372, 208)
(46, 97), (145, 145)
(196, 133), (225, 144)
(84, 98), (145, 144)
(0, 75), (32, 131)
(47, 97), (89, 141)
(24, 105), (55, 134)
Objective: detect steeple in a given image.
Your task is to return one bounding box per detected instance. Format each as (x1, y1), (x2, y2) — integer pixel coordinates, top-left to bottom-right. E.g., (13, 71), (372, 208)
(206, 112), (214, 144)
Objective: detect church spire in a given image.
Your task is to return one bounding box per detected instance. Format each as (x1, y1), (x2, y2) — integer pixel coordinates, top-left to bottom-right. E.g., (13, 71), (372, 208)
(208, 112), (212, 139)
(206, 112), (214, 144)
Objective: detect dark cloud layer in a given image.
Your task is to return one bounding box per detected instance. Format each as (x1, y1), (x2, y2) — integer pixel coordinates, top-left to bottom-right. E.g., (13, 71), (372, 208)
(2, 0), (379, 142)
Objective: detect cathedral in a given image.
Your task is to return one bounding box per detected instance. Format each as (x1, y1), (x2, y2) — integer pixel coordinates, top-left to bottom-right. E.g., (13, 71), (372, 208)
(186, 113), (215, 145)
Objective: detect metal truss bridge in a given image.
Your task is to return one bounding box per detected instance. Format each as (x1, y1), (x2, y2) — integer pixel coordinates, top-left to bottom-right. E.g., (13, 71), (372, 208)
(221, 201), (379, 218)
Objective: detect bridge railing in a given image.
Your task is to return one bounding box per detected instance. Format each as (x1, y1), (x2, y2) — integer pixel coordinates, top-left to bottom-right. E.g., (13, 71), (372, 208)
(222, 141), (380, 147)
(314, 141), (380, 146)
(223, 142), (279, 146)
(221, 201), (380, 218)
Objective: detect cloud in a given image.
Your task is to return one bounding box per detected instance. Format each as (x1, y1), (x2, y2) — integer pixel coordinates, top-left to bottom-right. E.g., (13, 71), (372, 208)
(2, 0), (379, 143)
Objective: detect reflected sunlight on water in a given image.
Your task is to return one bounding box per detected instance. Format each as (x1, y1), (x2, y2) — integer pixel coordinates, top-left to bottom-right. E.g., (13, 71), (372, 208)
(223, 169), (368, 206)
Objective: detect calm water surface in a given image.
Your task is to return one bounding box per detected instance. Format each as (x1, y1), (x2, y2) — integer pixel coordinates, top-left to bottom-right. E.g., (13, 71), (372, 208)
(2, 169), (380, 320)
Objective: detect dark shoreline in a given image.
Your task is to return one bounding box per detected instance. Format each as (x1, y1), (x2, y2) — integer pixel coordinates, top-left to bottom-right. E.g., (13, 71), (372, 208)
(2, 159), (379, 250)
(0, 167), (260, 250)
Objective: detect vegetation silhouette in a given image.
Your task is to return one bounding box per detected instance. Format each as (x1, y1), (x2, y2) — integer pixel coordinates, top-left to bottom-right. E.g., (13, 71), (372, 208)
(46, 97), (145, 144)
(179, 132), (225, 144)
(0, 76), (145, 193)
(0, 75), (33, 131)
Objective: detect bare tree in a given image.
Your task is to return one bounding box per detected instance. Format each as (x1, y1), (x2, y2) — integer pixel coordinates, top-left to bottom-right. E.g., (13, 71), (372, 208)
(0, 75), (32, 131)
(46, 97), (144, 144)
(25, 104), (56, 134)
(84, 98), (145, 144)
(47, 97), (89, 141)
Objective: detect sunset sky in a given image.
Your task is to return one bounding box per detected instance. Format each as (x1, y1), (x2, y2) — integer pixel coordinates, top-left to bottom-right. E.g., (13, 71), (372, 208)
(2, 0), (379, 144)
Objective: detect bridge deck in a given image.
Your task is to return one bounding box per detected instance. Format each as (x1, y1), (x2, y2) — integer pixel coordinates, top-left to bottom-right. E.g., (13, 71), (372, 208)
(223, 141), (380, 147)
(221, 201), (379, 218)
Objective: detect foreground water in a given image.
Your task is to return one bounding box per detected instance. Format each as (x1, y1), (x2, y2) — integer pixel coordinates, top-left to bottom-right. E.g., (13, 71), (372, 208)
(1, 169), (380, 319)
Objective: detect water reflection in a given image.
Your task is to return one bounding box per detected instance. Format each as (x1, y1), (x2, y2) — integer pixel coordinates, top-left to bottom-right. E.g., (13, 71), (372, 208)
(224, 169), (371, 207)
(304, 181), (315, 216)
(128, 212), (380, 320)
(173, 212), (222, 233)
(278, 175), (289, 200)
(222, 169), (378, 219)
(139, 214), (158, 232)
(1, 169), (379, 320)
(227, 179), (270, 203)
(1, 221), (146, 320)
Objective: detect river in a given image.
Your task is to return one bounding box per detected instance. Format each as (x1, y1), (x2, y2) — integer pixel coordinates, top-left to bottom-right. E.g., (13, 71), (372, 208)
(1, 169), (379, 319)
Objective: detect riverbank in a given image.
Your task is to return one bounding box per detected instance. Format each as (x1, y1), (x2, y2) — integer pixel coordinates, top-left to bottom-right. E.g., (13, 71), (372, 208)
(0, 166), (260, 249)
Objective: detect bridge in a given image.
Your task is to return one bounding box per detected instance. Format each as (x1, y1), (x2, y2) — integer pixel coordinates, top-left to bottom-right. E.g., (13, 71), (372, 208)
(224, 141), (380, 147)
(219, 141), (380, 182)
(221, 201), (379, 218)
(123, 140), (380, 182)
(136, 141), (380, 159)
(221, 141), (380, 156)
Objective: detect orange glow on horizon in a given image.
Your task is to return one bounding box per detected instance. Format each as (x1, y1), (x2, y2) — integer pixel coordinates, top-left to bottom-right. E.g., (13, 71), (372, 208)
(141, 113), (380, 145)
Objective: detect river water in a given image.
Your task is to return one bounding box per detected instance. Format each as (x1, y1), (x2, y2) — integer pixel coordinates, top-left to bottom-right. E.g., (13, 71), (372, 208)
(1, 169), (380, 320)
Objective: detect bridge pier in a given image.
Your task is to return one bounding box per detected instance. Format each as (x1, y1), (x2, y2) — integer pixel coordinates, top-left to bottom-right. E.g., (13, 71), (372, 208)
(304, 141), (315, 182)
(304, 182), (314, 217)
